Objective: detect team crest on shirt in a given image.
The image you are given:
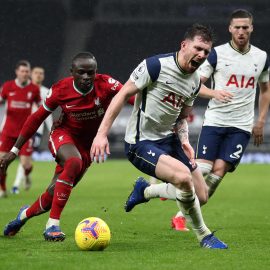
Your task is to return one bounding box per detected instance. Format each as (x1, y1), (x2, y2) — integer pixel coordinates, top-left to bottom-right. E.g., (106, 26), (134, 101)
(27, 92), (32, 99)
(132, 62), (146, 80)
(97, 107), (105, 116)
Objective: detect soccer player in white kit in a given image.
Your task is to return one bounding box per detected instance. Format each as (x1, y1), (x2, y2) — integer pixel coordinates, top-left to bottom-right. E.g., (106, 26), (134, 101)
(91, 24), (228, 249)
(196, 9), (270, 196)
(138, 9), (270, 232)
(11, 67), (53, 194)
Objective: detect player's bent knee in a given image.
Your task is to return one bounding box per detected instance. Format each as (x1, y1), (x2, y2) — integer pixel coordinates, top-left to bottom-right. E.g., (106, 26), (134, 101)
(64, 157), (83, 179)
(173, 171), (192, 189)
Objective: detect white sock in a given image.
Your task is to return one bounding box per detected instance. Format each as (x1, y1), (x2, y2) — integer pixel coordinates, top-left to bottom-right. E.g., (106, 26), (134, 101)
(19, 209), (28, 221)
(144, 183), (176, 200)
(196, 162), (212, 177)
(175, 210), (184, 218)
(13, 163), (25, 188)
(149, 176), (159, 184)
(205, 173), (223, 197)
(175, 187), (211, 242)
(46, 218), (60, 229)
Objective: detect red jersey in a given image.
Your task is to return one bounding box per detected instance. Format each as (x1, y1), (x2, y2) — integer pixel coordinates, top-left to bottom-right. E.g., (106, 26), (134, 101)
(0, 80), (41, 138)
(43, 74), (123, 146)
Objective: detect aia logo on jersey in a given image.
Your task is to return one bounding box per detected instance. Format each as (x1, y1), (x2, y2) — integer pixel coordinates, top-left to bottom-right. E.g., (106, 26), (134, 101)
(161, 92), (184, 108)
(226, 75), (255, 89)
(27, 92), (32, 99)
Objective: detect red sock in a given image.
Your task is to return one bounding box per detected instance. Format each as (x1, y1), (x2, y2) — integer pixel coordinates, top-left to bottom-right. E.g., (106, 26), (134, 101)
(24, 165), (33, 176)
(26, 190), (53, 218)
(0, 173), (7, 191)
(49, 157), (82, 220)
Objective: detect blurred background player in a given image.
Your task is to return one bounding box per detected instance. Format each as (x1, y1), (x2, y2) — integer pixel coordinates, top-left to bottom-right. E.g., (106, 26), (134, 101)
(11, 66), (53, 194)
(141, 9), (270, 232)
(196, 8), (270, 197)
(0, 60), (41, 198)
(1, 52), (134, 242)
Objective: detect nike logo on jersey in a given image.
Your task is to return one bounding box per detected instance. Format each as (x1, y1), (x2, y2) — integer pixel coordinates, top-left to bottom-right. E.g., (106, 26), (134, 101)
(165, 81), (175, 85)
(9, 92), (16, 96)
(147, 150), (156, 157)
(225, 64), (231, 66)
(66, 104), (76, 108)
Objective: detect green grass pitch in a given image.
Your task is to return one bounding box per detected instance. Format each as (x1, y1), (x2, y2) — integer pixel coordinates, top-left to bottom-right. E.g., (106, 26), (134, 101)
(0, 160), (269, 270)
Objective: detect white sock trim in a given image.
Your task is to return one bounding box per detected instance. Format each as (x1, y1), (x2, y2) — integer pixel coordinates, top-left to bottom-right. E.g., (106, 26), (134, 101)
(46, 218), (60, 229)
(196, 162), (212, 176)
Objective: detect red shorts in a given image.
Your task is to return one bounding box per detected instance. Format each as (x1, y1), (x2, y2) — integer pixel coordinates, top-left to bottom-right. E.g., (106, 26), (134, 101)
(0, 134), (33, 156)
(48, 128), (92, 186)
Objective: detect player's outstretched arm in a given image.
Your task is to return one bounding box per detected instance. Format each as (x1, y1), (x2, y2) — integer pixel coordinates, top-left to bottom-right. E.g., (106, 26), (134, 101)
(0, 106), (51, 172)
(199, 84), (233, 103)
(91, 79), (139, 163)
(252, 81), (270, 146)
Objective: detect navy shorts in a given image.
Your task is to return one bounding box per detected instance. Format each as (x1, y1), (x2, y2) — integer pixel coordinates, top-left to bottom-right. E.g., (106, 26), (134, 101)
(196, 126), (251, 171)
(125, 134), (195, 179)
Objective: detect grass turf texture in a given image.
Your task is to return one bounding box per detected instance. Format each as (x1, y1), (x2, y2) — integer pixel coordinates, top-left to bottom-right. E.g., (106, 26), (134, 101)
(0, 160), (269, 270)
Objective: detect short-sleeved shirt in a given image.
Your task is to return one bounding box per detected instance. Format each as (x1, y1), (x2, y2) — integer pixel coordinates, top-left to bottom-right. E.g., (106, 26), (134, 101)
(0, 80), (41, 138)
(43, 74), (122, 148)
(125, 52), (201, 144)
(199, 42), (269, 132)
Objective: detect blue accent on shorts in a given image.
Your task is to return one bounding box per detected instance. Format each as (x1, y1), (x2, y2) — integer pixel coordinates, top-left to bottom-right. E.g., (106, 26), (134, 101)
(125, 134), (196, 179)
(196, 126), (251, 171)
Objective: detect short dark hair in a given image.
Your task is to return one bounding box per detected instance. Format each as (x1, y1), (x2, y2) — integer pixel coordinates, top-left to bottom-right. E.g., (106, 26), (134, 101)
(230, 9), (253, 23)
(184, 24), (214, 43)
(15, 60), (31, 70)
(72, 52), (96, 67)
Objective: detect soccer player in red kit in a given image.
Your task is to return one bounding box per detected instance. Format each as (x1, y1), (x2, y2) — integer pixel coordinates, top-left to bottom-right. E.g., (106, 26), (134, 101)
(0, 52), (131, 241)
(0, 60), (41, 198)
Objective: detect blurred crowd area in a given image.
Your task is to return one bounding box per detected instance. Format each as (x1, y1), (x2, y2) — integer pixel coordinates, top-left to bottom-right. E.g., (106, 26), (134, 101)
(0, 0), (270, 158)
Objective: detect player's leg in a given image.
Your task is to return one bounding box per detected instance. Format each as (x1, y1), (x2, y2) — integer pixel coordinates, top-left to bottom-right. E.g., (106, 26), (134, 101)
(207, 128), (251, 197)
(11, 163), (25, 194)
(155, 155), (213, 241)
(0, 151), (8, 198)
(44, 143), (83, 241)
(3, 169), (59, 237)
(19, 155), (33, 191)
(19, 138), (34, 191)
(124, 137), (227, 248)
(196, 126), (225, 196)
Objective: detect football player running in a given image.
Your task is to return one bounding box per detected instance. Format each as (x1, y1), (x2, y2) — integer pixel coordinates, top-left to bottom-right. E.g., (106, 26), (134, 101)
(91, 24), (228, 249)
(0, 52), (133, 241)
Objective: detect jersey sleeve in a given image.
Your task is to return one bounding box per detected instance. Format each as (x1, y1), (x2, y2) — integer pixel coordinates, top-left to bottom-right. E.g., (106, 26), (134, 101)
(43, 85), (59, 112)
(258, 53), (270, 83)
(106, 76), (123, 94)
(0, 82), (9, 100)
(198, 48), (217, 79)
(34, 87), (42, 105)
(130, 56), (161, 90)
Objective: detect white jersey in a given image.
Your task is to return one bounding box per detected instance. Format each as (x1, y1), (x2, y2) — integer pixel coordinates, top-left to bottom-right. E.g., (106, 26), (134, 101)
(125, 52), (201, 143)
(33, 85), (53, 134)
(199, 42), (269, 132)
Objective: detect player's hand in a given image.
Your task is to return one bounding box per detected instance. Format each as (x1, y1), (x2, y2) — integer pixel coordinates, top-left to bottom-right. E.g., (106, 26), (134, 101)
(213, 90), (233, 103)
(182, 142), (196, 168)
(90, 134), (110, 163)
(252, 121), (264, 146)
(0, 152), (17, 173)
